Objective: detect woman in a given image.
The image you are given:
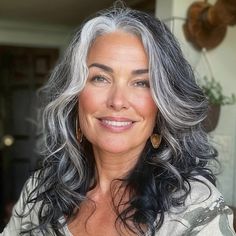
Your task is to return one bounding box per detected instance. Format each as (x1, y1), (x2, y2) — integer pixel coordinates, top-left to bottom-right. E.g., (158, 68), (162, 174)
(1, 5), (235, 236)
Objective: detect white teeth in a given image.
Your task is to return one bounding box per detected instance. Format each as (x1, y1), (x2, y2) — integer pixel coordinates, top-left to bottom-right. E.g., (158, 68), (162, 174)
(102, 120), (132, 127)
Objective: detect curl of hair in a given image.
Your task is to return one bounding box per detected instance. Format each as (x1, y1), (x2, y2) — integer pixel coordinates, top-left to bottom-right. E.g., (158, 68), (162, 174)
(20, 5), (217, 236)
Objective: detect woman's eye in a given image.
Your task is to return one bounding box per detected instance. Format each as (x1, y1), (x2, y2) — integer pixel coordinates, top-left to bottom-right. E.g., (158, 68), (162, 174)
(134, 80), (150, 88)
(90, 75), (109, 84)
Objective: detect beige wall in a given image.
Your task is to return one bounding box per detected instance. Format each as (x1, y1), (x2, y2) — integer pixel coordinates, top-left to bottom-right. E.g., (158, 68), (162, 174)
(0, 19), (72, 51)
(156, 0), (236, 206)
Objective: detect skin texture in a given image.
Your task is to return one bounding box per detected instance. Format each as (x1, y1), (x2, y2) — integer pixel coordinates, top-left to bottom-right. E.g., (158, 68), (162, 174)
(79, 30), (158, 183)
(69, 31), (158, 235)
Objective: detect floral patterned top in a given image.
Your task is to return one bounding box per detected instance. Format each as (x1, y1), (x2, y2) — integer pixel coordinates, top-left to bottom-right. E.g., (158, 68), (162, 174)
(1, 175), (235, 236)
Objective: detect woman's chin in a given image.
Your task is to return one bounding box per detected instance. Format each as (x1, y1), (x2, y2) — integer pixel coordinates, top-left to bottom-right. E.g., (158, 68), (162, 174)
(92, 140), (144, 158)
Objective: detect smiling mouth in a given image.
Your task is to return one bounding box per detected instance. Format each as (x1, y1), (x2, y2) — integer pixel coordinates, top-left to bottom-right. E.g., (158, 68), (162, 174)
(98, 117), (135, 130)
(101, 120), (133, 127)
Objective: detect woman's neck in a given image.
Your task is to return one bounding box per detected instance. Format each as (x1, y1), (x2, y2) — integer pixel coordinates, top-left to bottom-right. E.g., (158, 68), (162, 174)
(92, 149), (140, 195)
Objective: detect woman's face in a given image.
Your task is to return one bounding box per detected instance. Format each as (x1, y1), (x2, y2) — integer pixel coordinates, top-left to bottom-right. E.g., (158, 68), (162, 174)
(78, 31), (158, 156)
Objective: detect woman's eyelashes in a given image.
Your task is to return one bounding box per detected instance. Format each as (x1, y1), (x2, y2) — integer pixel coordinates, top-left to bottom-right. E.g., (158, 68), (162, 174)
(89, 75), (110, 85)
(133, 80), (150, 88)
(88, 74), (150, 88)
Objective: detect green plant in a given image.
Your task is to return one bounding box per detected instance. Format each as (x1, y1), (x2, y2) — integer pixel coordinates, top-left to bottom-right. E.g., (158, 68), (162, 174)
(200, 76), (236, 105)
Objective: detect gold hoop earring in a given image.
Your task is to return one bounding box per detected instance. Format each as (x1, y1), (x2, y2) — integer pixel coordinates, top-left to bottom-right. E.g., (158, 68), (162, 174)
(76, 118), (83, 143)
(150, 134), (162, 149)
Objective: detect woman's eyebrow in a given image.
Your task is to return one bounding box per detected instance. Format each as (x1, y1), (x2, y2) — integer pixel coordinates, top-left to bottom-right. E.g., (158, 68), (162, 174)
(88, 63), (113, 73)
(132, 69), (149, 75)
(88, 63), (148, 75)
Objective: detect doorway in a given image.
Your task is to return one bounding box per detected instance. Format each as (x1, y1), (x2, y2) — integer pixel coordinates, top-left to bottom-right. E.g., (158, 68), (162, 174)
(0, 45), (59, 229)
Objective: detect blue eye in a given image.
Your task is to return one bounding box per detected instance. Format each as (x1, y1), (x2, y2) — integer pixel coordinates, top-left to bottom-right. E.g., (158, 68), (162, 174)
(90, 75), (109, 83)
(134, 80), (150, 88)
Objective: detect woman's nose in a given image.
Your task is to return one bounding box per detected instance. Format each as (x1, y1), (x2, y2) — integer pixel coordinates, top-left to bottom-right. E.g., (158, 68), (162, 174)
(106, 84), (130, 111)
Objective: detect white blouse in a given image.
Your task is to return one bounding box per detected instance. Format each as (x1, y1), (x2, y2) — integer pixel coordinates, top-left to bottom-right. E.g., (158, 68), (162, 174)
(1, 175), (235, 236)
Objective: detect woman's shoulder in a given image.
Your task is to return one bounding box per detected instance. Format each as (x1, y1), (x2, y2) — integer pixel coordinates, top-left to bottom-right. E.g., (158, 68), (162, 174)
(0, 171), (56, 236)
(22, 171), (40, 192)
(157, 176), (236, 235)
(185, 175), (223, 206)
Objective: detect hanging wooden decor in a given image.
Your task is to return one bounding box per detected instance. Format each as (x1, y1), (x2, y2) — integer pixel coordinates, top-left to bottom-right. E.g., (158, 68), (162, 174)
(183, 0), (236, 50)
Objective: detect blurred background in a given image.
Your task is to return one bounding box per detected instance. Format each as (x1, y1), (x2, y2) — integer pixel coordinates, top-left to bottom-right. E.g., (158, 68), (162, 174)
(0, 0), (235, 230)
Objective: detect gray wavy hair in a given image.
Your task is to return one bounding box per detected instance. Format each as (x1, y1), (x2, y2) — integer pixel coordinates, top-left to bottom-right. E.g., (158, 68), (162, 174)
(26, 5), (217, 235)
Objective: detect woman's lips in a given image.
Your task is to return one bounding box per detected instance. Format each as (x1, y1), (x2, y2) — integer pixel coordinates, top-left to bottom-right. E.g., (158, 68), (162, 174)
(98, 117), (135, 132)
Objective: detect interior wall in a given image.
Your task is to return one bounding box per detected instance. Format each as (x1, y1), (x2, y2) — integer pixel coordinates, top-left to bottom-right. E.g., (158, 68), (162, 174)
(0, 19), (72, 52)
(156, 0), (236, 207)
